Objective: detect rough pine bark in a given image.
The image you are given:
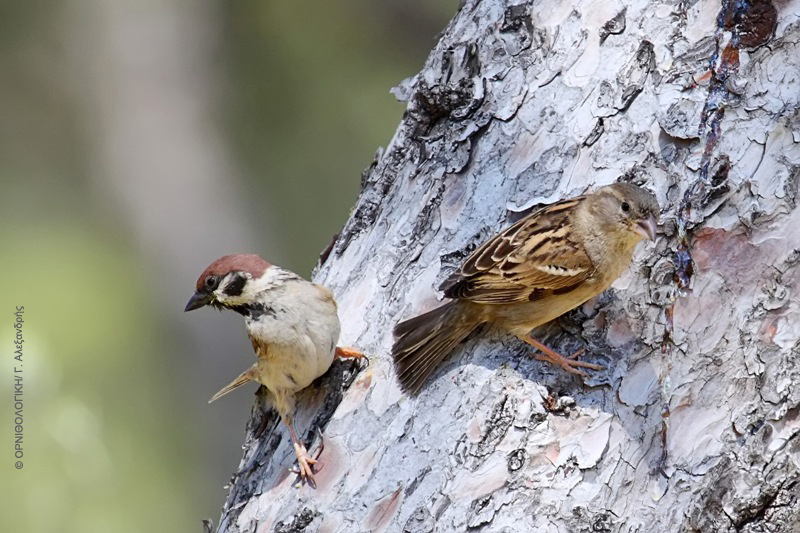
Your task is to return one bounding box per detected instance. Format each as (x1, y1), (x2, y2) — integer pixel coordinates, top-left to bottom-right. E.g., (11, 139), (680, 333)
(216, 1), (800, 531)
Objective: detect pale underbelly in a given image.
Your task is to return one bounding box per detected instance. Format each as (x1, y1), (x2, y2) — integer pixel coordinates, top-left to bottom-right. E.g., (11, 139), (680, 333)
(255, 345), (334, 393)
(487, 281), (611, 337)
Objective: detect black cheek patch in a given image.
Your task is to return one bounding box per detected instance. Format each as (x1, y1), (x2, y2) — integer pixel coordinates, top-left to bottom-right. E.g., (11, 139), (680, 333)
(224, 273), (247, 297)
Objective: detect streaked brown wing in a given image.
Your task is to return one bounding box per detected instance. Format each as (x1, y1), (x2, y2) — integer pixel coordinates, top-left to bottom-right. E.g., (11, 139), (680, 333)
(440, 196), (595, 303)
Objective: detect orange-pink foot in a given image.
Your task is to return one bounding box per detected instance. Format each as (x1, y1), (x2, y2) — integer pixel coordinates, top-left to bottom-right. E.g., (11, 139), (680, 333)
(523, 337), (602, 377)
(335, 346), (369, 365)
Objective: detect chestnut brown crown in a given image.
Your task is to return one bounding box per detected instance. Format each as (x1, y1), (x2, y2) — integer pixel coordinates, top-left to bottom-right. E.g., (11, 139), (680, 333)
(193, 254), (271, 291)
(185, 254), (272, 312)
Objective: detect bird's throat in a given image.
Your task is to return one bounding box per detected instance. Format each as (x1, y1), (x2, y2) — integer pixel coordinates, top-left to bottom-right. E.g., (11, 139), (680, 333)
(230, 302), (278, 320)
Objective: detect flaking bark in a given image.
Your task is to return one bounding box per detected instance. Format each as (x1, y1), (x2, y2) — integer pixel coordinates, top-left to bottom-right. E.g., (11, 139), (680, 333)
(217, 1), (800, 531)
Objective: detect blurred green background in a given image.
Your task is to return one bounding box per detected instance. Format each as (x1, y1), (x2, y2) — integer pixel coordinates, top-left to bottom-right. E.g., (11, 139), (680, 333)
(0, 2), (454, 531)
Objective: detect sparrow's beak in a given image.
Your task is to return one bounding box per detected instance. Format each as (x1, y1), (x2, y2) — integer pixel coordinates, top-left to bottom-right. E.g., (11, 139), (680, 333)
(635, 214), (658, 241)
(184, 292), (212, 312)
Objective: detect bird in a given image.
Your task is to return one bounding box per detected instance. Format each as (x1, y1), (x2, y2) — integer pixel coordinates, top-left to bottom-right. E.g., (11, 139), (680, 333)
(184, 254), (363, 485)
(392, 182), (659, 395)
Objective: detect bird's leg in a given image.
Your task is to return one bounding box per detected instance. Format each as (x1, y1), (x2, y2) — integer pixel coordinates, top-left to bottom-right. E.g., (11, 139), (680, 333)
(335, 346), (369, 365)
(522, 336), (602, 377)
(286, 419), (318, 486)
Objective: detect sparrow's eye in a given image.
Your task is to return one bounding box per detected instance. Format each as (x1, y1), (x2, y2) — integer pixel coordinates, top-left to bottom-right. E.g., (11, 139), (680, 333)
(204, 275), (220, 291)
(620, 201), (631, 213)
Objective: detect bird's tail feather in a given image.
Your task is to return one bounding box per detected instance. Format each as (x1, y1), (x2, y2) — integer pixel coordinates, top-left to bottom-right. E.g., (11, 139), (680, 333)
(392, 301), (481, 395)
(209, 364), (257, 403)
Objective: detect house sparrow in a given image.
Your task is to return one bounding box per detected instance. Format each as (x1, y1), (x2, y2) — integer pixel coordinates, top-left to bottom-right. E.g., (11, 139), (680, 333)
(392, 182), (659, 395)
(184, 254), (363, 485)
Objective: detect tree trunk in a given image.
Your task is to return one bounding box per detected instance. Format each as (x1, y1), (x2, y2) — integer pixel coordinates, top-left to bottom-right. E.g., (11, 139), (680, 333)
(216, 1), (800, 531)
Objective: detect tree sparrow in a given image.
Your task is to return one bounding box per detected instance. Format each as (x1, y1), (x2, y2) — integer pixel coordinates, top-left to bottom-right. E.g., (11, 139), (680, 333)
(185, 254), (362, 485)
(392, 182), (660, 395)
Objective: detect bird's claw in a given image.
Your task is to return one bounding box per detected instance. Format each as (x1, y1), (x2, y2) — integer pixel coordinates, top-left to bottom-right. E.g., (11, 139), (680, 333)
(534, 350), (603, 377)
(566, 348), (585, 360)
(290, 442), (319, 487)
(335, 346), (369, 366)
(289, 429), (325, 488)
(524, 336), (602, 377)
